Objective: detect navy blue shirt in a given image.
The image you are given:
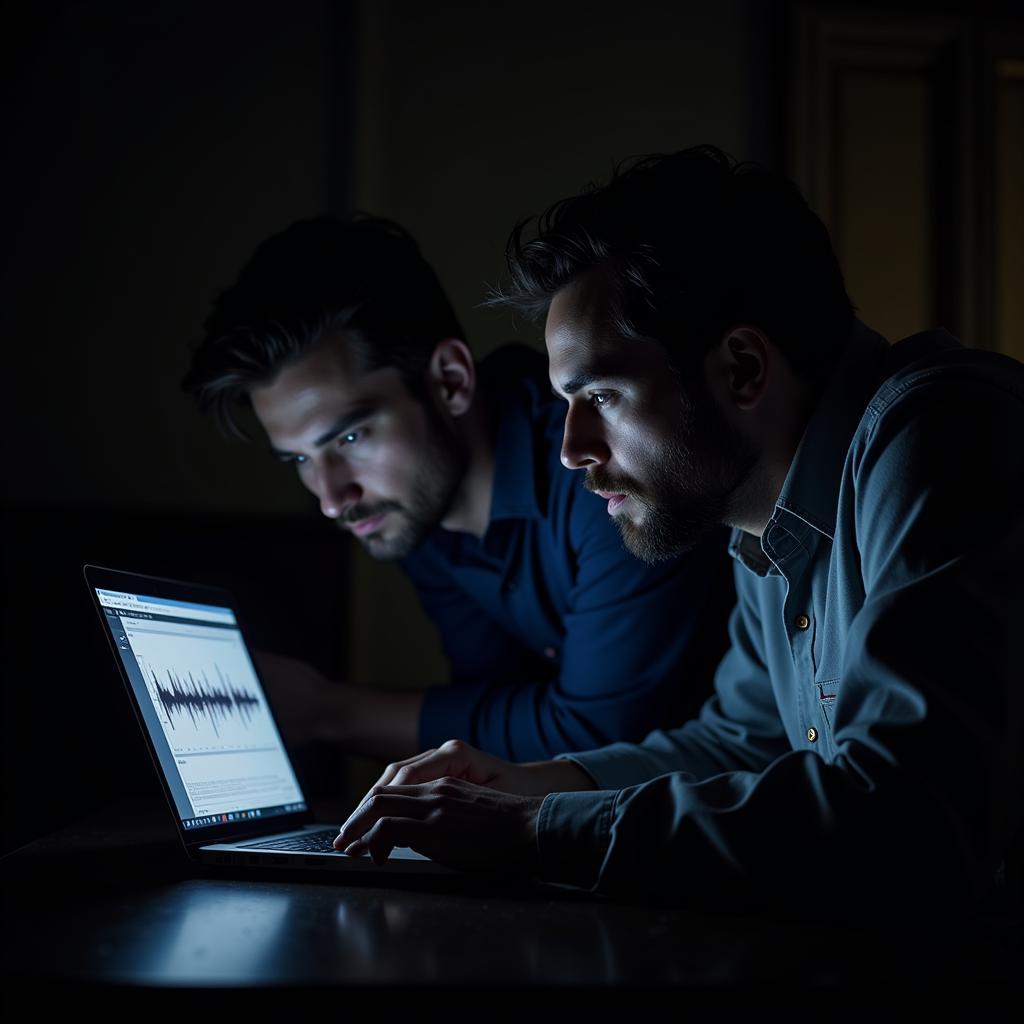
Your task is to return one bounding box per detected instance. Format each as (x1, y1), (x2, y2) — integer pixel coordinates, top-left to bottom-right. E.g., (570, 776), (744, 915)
(402, 344), (729, 761)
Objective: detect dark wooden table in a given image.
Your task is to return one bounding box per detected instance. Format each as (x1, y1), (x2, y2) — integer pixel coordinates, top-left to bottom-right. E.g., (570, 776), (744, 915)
(2, 799), (1020, 1011)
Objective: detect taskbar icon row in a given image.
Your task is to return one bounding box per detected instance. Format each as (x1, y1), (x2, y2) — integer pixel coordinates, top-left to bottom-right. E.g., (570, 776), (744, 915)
(182, 802), (306, 830)
(183, 808), (263, 830)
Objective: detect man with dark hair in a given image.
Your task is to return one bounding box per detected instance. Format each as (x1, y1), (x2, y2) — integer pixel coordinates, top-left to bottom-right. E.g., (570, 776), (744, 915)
(334, 148), (1023, 919)
(183, 216), (728, 762)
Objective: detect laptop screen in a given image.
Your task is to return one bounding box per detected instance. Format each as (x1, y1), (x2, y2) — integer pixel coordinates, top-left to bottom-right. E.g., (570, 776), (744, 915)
(95, 585), (307, 831)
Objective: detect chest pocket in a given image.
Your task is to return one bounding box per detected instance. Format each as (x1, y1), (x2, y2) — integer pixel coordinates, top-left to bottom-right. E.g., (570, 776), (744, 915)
(814, 678), (842, 757)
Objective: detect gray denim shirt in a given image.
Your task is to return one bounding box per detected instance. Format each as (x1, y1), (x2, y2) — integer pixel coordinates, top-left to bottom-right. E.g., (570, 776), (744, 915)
(537, 323), (1024, 919)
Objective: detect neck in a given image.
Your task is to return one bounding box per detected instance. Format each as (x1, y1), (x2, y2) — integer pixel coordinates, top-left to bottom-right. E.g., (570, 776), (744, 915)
(729, 380), (819, 539)
(440, 395), (495, 538)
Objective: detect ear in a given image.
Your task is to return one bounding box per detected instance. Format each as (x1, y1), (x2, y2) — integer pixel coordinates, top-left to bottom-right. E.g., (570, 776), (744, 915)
(709, 326), (770, 412)
(428, 338), (476, 417)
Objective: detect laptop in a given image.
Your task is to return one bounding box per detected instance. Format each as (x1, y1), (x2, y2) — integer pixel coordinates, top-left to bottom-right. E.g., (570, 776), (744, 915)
(83, 563), (451, 877)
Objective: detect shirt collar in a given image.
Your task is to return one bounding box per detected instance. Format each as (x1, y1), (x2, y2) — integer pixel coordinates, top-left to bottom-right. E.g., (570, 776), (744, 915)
(730, 320), (891, 576)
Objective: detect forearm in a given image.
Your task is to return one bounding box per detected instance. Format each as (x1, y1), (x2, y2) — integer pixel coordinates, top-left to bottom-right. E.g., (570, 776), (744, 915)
(515, 757), (597, 796)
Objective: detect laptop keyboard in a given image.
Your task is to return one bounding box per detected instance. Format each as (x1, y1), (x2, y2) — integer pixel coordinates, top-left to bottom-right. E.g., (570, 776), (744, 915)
(240, 830), (340, 853)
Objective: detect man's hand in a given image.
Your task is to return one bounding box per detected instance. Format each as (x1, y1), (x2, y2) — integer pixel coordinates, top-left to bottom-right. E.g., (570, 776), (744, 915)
(332, 739), (597, 869)
(333, 775), (544, 872)
(360, 738), (597, 797)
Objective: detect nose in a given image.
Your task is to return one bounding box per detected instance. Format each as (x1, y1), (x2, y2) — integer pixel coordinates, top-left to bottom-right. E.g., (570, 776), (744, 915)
(309, 459), (362, 519)
(560, 403), (611, 470)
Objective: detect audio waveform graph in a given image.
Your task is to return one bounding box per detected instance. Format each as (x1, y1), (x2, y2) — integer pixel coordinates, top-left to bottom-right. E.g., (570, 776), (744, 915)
(150, 665), (262, 737)
(132, 642), (280, 754)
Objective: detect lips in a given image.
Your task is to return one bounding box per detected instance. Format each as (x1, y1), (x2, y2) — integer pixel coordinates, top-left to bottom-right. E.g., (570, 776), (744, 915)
(594, 491), (629, 515)
(349, 512), (387, 537)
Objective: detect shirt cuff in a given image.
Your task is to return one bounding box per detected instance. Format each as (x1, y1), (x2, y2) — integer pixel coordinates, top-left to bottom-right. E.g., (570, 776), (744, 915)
(536, 789), (618, 889)
(556, 743), (676, 790)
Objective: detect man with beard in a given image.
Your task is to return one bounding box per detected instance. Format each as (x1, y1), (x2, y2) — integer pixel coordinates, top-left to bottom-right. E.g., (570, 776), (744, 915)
(332, 148), (1023, 921)
(182, 217), (729, 762)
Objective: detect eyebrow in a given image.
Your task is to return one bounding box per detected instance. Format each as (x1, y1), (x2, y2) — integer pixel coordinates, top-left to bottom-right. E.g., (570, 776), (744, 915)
(269, 405), (378, 459)
(555, 364), (625, 397)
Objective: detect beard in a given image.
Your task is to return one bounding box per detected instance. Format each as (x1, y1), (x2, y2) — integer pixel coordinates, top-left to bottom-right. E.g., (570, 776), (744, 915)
(586, 386), (757, 564)
(340, 403), (468, 561)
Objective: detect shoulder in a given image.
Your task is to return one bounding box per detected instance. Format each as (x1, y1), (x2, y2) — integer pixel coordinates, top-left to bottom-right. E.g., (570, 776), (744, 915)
(480, 343), (567, 428)
(482, 341), (589, 513)
(481, 342), (568, 463)
(844, 340), (1024, 567)
(852, 337), (1024, 472)
(863, 335), (1024, 432)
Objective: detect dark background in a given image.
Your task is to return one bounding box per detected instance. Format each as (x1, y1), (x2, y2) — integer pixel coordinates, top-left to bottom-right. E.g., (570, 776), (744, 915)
(3, 0), (1021, 854)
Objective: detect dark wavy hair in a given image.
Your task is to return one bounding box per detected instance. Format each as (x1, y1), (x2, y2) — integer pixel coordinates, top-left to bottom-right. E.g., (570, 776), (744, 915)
(182, 216), (464, 437)
(493, 146), (855, 382)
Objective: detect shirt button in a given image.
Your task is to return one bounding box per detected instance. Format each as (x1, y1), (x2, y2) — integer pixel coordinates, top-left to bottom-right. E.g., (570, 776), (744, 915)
(543, 646), (557, 659)
(806, 727), (818, 743)
(795, 614), (810, 631)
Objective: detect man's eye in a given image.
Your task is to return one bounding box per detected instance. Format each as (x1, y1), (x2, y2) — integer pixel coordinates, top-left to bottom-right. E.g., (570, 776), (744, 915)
(340, 430), (361, 446)
(590, 392), (613, 407)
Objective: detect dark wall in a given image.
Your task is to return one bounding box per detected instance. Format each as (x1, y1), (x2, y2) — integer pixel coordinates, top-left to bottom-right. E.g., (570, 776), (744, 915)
(3, 1), (342, 514)
(350, 0), (783, 357)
